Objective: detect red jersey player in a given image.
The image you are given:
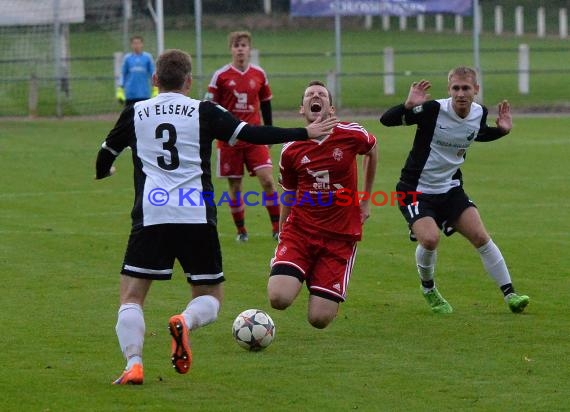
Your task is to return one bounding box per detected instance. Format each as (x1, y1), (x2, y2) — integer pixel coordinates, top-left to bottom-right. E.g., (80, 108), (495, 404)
(206, 31), (278, 242)
(268, 81), (378, 329)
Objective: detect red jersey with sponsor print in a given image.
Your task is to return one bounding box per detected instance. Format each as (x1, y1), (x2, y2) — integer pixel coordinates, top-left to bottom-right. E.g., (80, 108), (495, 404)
(207, 63), (272, 148)
(279, 122), (377, 241)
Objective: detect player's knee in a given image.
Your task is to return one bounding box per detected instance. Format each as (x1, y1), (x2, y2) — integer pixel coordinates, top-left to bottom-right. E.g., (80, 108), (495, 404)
(259, 178), (276, 192)
(471, 234), (491, 249)
(256, 169), (275, 189)
(268, 292), (293, 310)
(420, 234), (439, 250)
(308, 313), (335, 329)
(269, 298), (291, 311)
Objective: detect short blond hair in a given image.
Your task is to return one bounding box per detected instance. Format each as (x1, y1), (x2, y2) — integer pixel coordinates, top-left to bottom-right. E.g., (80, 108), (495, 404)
(228, 31), (252, 49)
(448, 66), (478, 85)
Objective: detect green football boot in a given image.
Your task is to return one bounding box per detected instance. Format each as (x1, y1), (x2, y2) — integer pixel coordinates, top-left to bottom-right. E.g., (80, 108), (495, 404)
(506, 293), (530, 313)
(422, 287), (453, 314)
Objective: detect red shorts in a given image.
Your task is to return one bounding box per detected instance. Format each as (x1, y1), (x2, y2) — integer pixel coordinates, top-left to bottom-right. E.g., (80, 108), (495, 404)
(270, 225), (358, 302)
(216, 143), (272, 178)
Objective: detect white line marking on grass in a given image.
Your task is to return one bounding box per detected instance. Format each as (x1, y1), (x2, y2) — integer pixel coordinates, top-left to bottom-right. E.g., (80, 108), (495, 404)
(0, 188), (130, 198)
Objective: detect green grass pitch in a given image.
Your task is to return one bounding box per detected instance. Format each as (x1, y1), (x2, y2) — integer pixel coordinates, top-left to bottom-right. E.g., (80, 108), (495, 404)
(1, 115), (569, 411)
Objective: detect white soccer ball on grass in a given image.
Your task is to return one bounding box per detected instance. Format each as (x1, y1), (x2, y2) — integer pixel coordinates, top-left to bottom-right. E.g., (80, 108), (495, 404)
(232, 309), (275, 351)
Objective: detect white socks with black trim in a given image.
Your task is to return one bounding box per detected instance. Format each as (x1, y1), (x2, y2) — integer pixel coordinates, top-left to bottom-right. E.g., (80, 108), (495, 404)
(416, 244), (437, 292)
(477, 239), (512, 287)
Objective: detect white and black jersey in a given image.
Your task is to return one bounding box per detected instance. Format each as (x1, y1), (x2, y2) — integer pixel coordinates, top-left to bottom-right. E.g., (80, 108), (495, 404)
(380, 98), (508, 194)
(96, 92), (309, 228)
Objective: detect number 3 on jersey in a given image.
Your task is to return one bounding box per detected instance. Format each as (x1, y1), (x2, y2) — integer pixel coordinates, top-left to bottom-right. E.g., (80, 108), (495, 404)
(156, 123), (179, 170)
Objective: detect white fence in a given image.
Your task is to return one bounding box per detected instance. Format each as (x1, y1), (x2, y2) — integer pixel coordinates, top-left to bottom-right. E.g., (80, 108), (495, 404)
(3, 2), (570, 116)
(364, 6), (569, 39)
(380, 43), (533, 96)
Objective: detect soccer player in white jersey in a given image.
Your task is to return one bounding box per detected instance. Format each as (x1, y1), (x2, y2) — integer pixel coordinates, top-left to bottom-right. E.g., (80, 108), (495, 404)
(95, 49), (337, 384)
(380, 66), (529, 314)
(268, 81), (378, 329)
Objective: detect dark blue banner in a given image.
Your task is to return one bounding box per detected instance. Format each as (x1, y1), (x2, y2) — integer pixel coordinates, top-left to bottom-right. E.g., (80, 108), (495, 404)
(290, 0), (473, 17)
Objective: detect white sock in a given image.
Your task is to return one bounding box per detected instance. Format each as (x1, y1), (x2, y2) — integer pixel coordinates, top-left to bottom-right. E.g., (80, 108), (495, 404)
(416, 244), (437, 291)
(477, 239), (512, 287)
(126, 356), (142, 370)
(182, 295), (220, 331)
(116, 303), (145, 363)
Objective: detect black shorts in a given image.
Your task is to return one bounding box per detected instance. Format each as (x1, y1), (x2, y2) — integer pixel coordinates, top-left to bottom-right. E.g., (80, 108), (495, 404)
(121, 223), (224, 285)
(396, 182), (476, 241)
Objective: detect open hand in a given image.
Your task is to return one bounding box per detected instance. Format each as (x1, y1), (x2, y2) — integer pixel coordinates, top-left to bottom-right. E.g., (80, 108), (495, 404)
(495, 100), (512, 133)
(306, 115), (338, 139)
(404, 80), (431, 109)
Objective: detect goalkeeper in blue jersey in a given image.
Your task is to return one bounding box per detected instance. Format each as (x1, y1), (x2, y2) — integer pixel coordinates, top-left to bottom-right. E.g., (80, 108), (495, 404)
(116, 36), (156, 106)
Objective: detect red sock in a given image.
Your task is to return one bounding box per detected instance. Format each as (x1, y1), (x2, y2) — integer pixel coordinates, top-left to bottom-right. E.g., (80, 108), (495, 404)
(230, 197), (246, 233)
(264, 191), (280, 233)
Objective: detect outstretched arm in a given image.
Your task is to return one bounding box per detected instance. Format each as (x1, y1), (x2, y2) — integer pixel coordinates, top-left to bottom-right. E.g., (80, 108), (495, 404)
(236, 115), (338, 144)
(380, 79), (432, 127)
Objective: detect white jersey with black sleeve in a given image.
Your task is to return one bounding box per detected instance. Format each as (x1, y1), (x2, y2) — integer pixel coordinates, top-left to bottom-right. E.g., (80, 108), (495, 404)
(96, 92), (309, 228)
(380, 97), (508, 194)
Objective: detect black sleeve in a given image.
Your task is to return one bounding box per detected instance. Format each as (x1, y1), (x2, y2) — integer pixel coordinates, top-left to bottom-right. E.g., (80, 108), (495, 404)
(202, 101), (308, 145)
(103, 106), (134, 153)
(380, 103), (408, 126)
(260, 100), (273, 126)
(95, 148), (117, 179)
(237, 124), (307, 144)
(475, 106), (509, 142)
(95, 106), (134, 179)
(201, 101), (243, 141)
(379, 102), (431, 127)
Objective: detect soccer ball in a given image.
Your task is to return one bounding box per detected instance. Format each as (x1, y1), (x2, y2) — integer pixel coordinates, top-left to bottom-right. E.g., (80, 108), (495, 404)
(232, 309), (276, 351)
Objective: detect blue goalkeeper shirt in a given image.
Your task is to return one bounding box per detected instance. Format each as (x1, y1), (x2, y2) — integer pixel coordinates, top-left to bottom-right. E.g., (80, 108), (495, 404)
(120, 51), (155, 100)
